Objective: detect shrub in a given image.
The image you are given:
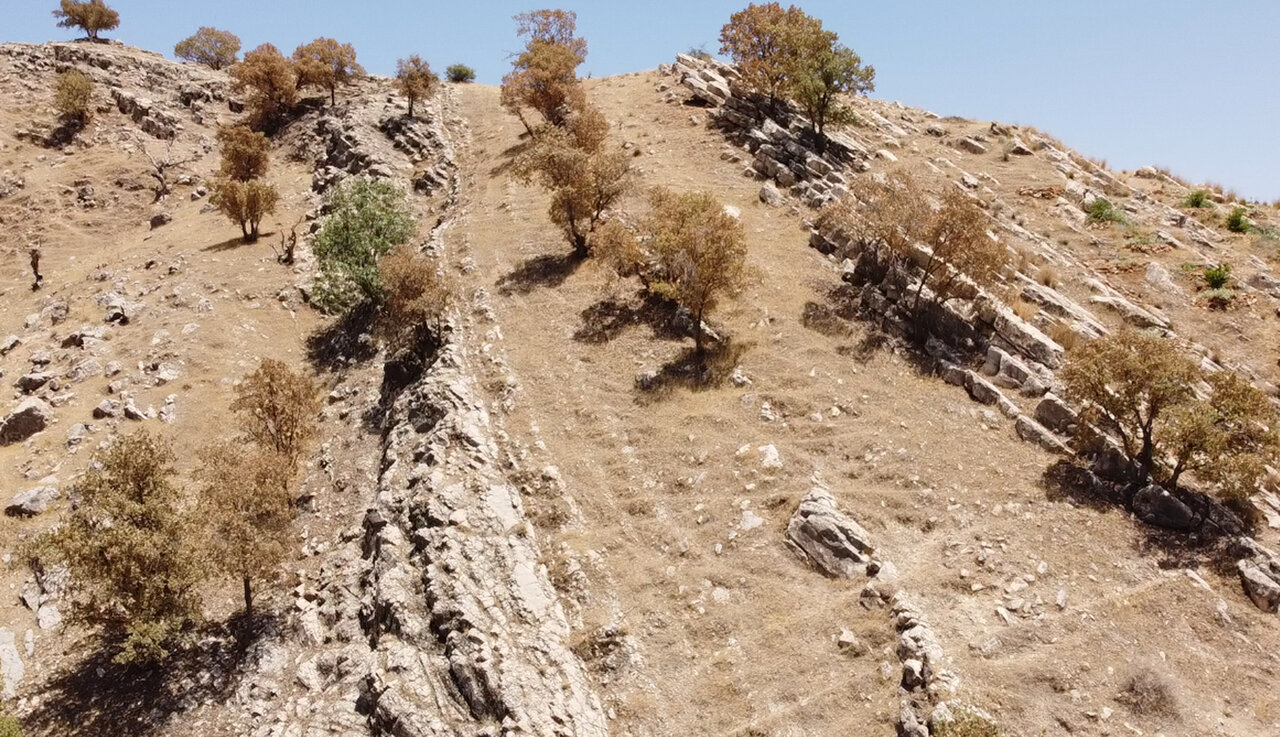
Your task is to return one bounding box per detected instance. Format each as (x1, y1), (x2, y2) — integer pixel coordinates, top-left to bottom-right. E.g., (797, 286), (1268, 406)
(312, 177), (417, 313)
(1085, 197), (1126, 224)
(1226, 206), (1250, 233)
(1201, 287), (1235, 310)
(1037, 264), (1060, 287)
(293, 38), (363, 106)
(1203, 263), (1231, 289)
(0, 714), (20, 737)
(934, 712), (1001, 737)
(54, 69), (93, 122)
(914, 188), (1010, 309)
(446, 64), (476, 83)
(1118, 666), (1178, 717)
(395, 55), (439, 118)
(1048, 321), (1081, 352)
(212, 179), (278, 242)
(1010, 298), (1037, 321)
(229, 43), (298, 132)
(53, 0), (119, 42)
(1182, 189), (1211, 208)
(174, 27), (240, 70)
(377, 245), (452, 360)
(216, 124), (271, 182)
(230, 358), (321, 471)
(36, 431), (200, 664)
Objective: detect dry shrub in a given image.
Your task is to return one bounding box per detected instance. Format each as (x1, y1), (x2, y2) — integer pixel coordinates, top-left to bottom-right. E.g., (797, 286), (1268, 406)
(377, 245), (451, 359)
(1037, 264), (1060, 287)
(934, 711), (1002, 737)
(1048, 321), (1081, 352)
(1118, 666), (1178, 717)
(1010, 297), (1037, 321)
(230, 358), (321, 471)
(230, 43), (298, 132)
(216, 124), (271, 182)
(55, 70), (93, 122)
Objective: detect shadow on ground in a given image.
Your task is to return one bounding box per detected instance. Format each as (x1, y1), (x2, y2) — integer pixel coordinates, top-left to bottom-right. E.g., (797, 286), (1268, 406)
(202, 233), (270, 253)
(305, 300), (380, 372)
(22, 615), (280, 737)
(496, 251), (584, 296)
(634, 338), (753, 404)
(574, 294), (688, 344)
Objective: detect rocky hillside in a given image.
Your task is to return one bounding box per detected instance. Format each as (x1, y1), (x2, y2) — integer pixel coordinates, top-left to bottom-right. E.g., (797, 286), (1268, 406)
(0, 37), (1278, 737)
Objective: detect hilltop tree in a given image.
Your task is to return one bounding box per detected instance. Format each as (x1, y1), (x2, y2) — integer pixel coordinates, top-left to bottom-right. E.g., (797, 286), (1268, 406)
(293, 38), (363, 106)
(53, 0), (119, 42)
(212, 179), (278, 242)
(500, 9), (588, 132)
(230, 43), (298, 132)
(230, 358), (322, 473)
(311, 177), (417, 313)
(395, 55), (439, 118)
(36, 431), (201, 664)
(446, 64), (477, 83)
(512, 105), (633, 258)
(216, 124), (271, 181)
(196, 445), (295, 618)
(174, 27), (241, 70)
(792, 42), (874, 153)
(719, 3), (831, 113)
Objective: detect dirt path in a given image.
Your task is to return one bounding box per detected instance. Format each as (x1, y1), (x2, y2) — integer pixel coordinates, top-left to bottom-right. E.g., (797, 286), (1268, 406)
(442, 77), (1280, 737)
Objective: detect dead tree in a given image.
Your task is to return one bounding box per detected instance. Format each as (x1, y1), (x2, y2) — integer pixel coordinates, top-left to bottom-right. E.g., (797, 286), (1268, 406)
(271, 217), (303, 265)
(139, 139), (197, 203)
(29, 244), (43, 291)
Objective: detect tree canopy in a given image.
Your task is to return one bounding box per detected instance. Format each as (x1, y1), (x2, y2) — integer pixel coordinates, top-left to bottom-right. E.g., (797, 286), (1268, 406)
(53, 0), (119, 42)
(174, 27), (241, 70)
(395, 55), (439, 118)
(293, 38), (363, 106)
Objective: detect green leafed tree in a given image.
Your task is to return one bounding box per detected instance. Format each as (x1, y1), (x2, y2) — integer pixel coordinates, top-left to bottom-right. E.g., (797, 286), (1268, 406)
(446, 64), (476, 83)
(36, 431), (201, 663)
(53, 0), (119, 42)
(174, 27), (241, 70)
(312, 177), (417, 313)
(792, 43), (874, 153)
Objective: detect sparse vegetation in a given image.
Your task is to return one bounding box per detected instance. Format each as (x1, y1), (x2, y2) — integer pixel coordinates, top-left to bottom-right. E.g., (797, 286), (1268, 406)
(1226, 206), (1250, 233)
(1036, 264), (1060, 287)
(230, 43), (299, 132)
(54, 69), (93, 123)
(212, 179), (279, 242)
(174, 27), (241, 70)
(1183, 189), (1212, 208)
(446, 64), (477, 83)
(933, 711), (1002, 737)
(0, 714), (21, 737)
(1010, 298), (1038, 321)
(53, 0), (119, 42)
(1085, 197), (1126, 224)
(395, 55), (439, 118)
(1118, 666), (1178, 717)
(293, 38), (363, 106)
(1203, 263), (1231, 289)
(36, 431), (201, 664)
(311, 177), (417, 313)
(1048, 321), (1081, 352)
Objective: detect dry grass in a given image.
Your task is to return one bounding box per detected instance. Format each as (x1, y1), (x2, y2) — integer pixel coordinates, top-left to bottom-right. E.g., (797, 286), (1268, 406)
(1036, 264), (1059, 287)
(1048, 322), (1082, 352)
(1118, 666), (1179, 718)
(1010, 297), (1038, 321)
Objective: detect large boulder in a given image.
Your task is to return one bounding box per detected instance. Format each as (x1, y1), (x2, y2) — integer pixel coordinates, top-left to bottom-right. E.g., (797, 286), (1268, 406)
(0, 628), (22, 699)
(0, 398), (53, 445)
(1236, 538), (1280, 613)
(786, 488), (874, 577)
(1131, 485), (1196, 531)
(5, 485), (59, 517)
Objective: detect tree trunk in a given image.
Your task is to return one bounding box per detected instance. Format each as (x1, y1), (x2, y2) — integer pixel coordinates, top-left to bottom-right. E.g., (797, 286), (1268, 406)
(243, 577), (253, 617)
(408, 97), (415, 119)
(330, 86), (336, 106)
(694, 306), (705, 355)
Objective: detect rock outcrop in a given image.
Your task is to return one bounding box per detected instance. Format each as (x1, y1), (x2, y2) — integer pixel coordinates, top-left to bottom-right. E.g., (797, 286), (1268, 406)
(786, 487), (875, 577)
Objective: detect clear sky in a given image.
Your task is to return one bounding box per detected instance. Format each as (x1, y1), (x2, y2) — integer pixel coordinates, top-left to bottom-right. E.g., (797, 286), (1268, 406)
(3, 1), (1277, 200)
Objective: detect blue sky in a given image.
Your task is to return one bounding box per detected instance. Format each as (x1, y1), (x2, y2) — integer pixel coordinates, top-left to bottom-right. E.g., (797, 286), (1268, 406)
(3, 1), (1278, 200)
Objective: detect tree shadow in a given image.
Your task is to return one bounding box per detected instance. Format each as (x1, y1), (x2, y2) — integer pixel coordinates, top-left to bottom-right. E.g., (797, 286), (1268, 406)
(634, 338), (753, 404)
(496, 251), (583, 296)
(202, 234), (265, 253)
(305, 300), (380, 373)
(22, 614), (280, 737)
(1040, 460), (1123, 513)
(573, 293), (686, 345)
(488, 138), (534, 177)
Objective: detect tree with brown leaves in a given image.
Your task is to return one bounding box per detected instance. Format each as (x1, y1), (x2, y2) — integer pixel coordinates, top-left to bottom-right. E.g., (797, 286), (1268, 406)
(217, 124), (271, 182)
(229, 43), (298, 132)
(377, 245), (452, 361)
(174, 27), (241, 70)
(196, 445), (295, 618)
(293, 38), (363, 106)
(914, 188), (1008, 309)
(719, 3), (830, 113)
(500, 9), (587, 132)
(212, 179), (278, 242)
(230, 359), (321, 473)
(395, 55), (439, 119)
(53, 0), (119, 42)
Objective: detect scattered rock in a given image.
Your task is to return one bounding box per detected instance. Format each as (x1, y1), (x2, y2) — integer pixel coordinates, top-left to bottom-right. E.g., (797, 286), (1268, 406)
(758, 182), (785, 207)
(786, 487), (874, 577)
(956, 137), (988, 155)
(0, 629), (22, 699)
(149, 212), (172, 229)
(0, 398), (54, 445)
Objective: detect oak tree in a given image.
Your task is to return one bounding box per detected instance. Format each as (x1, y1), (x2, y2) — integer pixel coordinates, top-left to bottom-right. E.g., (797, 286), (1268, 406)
(719, 3), (829, 113)
(377, 245), (452, 361)
(37, 431), (201, 663)
(53, 0), (119, 42)
(792, 43), (874, 153)
(230, 358), (322, 473)
(395, 55), (439, 118)
(230, 43), (299, 132)
(174, 27), (241, 70)
(216, 124), (271, 182)
(212, 179), (279, 242)
(914, 188), (1008, 309)
(293, 38), (363, 106)
(500, 9), (587, 131)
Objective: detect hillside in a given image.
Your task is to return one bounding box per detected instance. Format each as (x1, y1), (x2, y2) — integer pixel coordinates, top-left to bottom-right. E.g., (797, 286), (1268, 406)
(0, 36), (1278, 737)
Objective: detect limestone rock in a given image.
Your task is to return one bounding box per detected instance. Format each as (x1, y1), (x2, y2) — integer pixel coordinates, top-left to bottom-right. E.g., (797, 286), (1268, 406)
(5, 485), (59, 517)
(787, 487), (875, 577)
(0, 398), (53, 445)
(0, 629), (22, 699)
